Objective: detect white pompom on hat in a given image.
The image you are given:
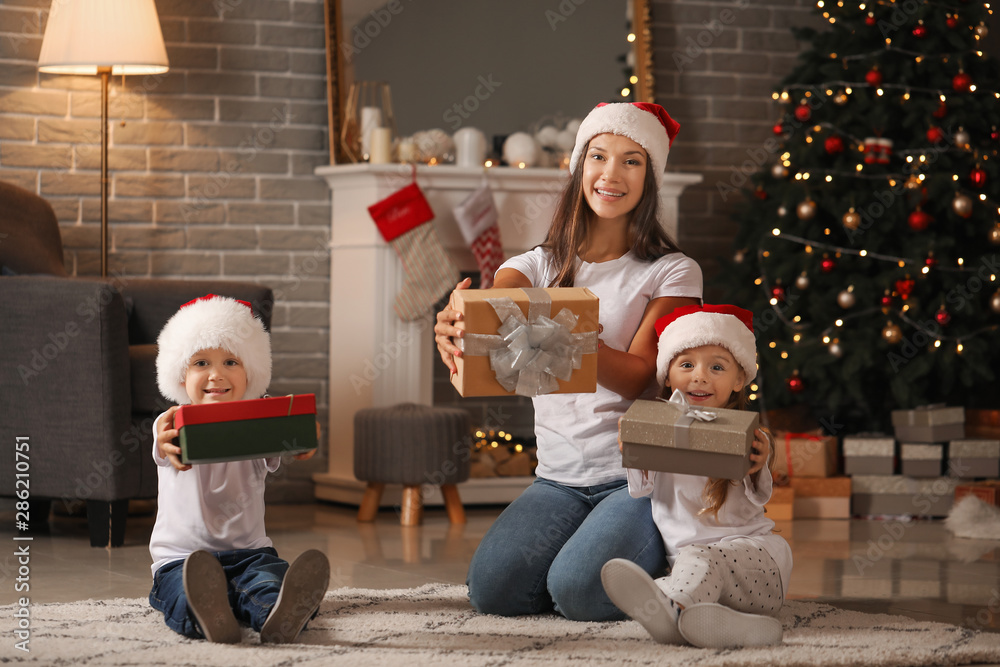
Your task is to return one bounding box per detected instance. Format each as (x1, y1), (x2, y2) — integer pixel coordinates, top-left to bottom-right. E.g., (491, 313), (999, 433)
(156, 294), (271, 405)
(654, 304), (757, 389)
(569, 102), (681, 188)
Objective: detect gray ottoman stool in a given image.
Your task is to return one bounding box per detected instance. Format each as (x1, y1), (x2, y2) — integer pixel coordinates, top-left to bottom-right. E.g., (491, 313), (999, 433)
(354, 403), (471, 526)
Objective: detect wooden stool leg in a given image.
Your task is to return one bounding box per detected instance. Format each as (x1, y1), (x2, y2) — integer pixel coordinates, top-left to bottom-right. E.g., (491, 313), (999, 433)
(441, 484), (466, 524)
(400, 485), (423, 526)
(357, 482), (385, 522)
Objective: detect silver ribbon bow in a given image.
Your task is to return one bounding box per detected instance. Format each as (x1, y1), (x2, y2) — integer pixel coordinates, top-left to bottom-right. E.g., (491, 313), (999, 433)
(656, 389), (718, 449)
(459, 288), (598, 397)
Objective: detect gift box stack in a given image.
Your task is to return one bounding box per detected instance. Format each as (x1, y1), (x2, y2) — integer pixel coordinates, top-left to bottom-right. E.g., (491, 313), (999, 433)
(845, 405), (1000, 517)
(770, 430), (850, 520)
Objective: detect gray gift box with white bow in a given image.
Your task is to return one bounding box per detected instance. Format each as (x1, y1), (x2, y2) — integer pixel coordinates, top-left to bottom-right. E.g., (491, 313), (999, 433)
(620, 391), (759, 480)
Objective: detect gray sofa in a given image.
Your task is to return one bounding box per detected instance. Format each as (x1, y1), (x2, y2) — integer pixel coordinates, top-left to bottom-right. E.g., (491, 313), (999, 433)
(0, 180), (274, 546)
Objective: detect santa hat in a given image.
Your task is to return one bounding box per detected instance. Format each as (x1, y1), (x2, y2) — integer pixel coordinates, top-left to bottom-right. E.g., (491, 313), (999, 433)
(569, 102), (680, 188)
(654, 304), (757, 389)
(156, 294), (271, 405)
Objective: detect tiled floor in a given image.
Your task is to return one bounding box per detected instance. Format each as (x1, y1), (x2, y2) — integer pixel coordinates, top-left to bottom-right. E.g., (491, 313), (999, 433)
(1, 500), (999, 635)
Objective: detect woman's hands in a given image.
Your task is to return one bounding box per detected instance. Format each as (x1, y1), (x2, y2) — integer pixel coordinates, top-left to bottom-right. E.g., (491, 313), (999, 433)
(434, 277), (472, 374)
(748, 428), (771, 476)
(155, 406), (191, 472)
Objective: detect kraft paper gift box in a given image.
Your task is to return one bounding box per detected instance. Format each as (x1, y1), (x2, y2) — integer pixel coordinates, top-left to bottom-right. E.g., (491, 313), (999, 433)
(790, 476), (852, 519)
(900, 443), (944, 478)
(948, 439), (1000, 478)
(773, 431), (839, 480)
(843, 436), (896, 475)
(891, 405), (965, 443)
(955, 480), (1000, 506)
(619, 390), (759, 480)
(765, 486), (795, 520)
(176, 394), (318, 464)
(850, 474), (958, 517)
(451, 287), (599, 397)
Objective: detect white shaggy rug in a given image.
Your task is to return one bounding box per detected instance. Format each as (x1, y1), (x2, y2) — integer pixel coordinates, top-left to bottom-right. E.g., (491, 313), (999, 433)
(3, 583), (1000, 666)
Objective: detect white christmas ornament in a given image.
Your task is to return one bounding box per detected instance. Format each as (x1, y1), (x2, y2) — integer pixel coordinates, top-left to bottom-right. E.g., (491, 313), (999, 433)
(555, 129), (577, 153)
(503, 132), (539, 167)
(565, 118), (583, 136)
(535, 125), (560, 149)
(412, 129), (455, 163)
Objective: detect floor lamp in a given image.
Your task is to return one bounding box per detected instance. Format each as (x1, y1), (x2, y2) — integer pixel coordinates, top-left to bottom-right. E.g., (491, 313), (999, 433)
(38, 0), (169, 277)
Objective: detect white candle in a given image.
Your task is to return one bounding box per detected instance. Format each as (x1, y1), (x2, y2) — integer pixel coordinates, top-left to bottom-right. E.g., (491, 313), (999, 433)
(360, 106), (382, 159)
(397, 137), (416, 163)
(369, 128), (392, 164)
(454, 127), (487, 168)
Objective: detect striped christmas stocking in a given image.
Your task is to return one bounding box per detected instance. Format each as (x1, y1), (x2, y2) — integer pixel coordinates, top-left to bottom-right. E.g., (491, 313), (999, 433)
(453, 182), (503, 288)
(369, 181), (459, 321)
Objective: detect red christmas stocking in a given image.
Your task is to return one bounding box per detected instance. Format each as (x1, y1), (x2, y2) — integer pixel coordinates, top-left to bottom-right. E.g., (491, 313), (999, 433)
(369, 181), (459, 321)
(453, 182), (503, 288)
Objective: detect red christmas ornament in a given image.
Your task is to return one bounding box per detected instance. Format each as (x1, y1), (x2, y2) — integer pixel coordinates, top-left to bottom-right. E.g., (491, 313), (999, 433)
(935, 307), (951, 326)
(970, 166), (988, 188)
(953, 71), (973, 92)
(773, 121), (785, 136)
(926, 126), (945, 143)
(786, 374), (805, 394)
(895, 278), (915, 300)
(771, 284), (786, 302)
(794, 104), (811, 122)
(992, 127), (999, 142)
(824, 135), (845, 154)
(933, 101), (948, 119)
(912, 22), (927, 38)
(820, 256), (836, 273)
(866, 12), (877, 26)
(908, 208), (933, 231)
(946, 14), (959, 29)
(754, 186), (768, 200)
(881, 293), (894, 309)
(865, 67), (883, 87)
(925, 254), (938, 268)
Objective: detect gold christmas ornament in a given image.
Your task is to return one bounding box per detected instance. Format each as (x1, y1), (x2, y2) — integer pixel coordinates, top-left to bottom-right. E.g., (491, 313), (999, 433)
(842, 207), (862, 230)
(777, 205), (789, 217)
(991, 290), (1000, 314)
(828, 341), (843, 358)
(954, 128), (971, 150)
(771, 163), (788, 179)
(795, 272), (810, 290)
(834, 91), (849, 105)
(989, 224), (1000, 245)
(904, 174), (922, 190)
(882, 322), (903, 344)
(952, 192), (974, 218)
(837, 287), (856, 309)
(976, 23), (989, 39)
(797, 199), (817, 220)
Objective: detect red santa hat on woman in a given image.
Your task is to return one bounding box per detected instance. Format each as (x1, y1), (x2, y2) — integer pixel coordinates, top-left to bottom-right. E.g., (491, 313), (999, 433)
(654, 304), (757, 389)
(569, 102), (681, 188)
(156, 294), (271, 405)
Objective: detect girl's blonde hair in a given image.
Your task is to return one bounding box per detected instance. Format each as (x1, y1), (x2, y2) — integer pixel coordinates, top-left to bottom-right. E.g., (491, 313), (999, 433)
(540, 138), (683, 288)
(658, 382), (772, 521)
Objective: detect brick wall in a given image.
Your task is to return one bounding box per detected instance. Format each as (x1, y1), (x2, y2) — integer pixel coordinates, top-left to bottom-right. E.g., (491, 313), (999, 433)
(0, 0), (332, 501)
(651, 0), (825, 299)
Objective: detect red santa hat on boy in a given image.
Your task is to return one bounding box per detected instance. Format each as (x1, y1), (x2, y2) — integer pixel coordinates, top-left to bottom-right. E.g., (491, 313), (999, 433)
(156, 294), (271, 405)
(569, 102), (681, 188)
(654, 304), (758, 389)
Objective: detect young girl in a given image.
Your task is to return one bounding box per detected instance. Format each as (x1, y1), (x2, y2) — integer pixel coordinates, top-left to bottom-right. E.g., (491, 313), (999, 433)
(602, 304), (792, 648)
(434, 103), (703, 621)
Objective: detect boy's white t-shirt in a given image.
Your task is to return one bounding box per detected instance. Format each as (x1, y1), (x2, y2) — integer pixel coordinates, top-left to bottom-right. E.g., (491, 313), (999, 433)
(627, 464), (794, 596)
(148, 411), (281, 575)
(497, 246), (702, 487)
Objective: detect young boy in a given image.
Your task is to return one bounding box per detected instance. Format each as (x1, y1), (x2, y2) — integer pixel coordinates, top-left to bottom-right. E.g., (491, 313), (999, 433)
(148, 294), (330, 644)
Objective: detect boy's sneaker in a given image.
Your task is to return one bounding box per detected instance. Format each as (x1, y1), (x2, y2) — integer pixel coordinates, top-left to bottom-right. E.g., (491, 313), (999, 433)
(183, 550), (241, 644)
(677, 602), (783, 649)
(601, 558), (685, 645)
(260, 549), (331, 644)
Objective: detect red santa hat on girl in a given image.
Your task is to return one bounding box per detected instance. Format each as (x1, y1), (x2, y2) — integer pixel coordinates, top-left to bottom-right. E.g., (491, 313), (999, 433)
(156, 294), (271, 405)
(654, 304), (757, 389)
(569, 102), (681, 188)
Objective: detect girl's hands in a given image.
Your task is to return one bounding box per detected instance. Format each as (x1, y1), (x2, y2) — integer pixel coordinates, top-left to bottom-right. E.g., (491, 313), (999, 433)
(156, 406), (191, 472)
(434, 277), (472, 374)
(748, 428), (771, 476)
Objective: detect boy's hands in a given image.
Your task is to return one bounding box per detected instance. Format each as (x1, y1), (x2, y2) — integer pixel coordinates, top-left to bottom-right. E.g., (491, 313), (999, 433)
(292, 422), (322, 461)
(156, 406), (191, 472)
(748, 428), (770, 476)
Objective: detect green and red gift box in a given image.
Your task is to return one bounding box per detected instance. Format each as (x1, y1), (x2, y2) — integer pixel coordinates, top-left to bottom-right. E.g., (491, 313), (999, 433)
(176, 394), (318, 464)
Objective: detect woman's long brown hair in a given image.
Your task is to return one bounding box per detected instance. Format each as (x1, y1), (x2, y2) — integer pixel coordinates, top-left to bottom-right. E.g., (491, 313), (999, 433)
(539, 138), (683, 288)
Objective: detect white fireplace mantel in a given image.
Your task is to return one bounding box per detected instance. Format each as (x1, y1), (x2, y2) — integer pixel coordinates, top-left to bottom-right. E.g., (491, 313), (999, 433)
(312, 163), (702, 506)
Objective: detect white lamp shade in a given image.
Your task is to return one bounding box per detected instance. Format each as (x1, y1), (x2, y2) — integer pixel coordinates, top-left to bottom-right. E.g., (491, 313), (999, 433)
(38, 0), (169, 75)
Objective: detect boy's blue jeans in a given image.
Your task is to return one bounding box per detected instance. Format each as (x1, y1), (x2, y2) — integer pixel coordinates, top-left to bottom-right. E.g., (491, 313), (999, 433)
(466, 477), (666, 621)
(149, 547), (288, 639)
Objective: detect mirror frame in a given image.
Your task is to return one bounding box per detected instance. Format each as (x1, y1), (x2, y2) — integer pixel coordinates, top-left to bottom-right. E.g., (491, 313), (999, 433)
(323, 0), (654, 165)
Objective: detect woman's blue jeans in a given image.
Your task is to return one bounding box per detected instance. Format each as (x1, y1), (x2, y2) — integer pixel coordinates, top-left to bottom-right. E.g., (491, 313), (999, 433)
(149, 547), (289, 639)
(466, 477), (666, 621)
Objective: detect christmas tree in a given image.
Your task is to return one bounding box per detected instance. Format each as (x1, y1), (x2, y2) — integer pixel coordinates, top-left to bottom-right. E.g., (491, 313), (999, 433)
(726, 1), (1000, 433)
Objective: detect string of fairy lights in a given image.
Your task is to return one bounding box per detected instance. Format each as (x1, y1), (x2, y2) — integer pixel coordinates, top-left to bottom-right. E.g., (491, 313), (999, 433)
(744, 0), (1000, 369)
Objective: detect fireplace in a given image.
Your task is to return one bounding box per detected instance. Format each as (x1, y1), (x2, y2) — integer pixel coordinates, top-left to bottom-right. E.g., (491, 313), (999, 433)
(313, 163), (701, 506)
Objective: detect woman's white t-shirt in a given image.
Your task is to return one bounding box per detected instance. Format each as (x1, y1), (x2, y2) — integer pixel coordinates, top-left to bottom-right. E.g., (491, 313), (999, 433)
(498, 247), (702, 487)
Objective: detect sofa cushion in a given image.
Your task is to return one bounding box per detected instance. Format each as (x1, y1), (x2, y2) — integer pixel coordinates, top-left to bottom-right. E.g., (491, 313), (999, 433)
(130, 344), (165, 413)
